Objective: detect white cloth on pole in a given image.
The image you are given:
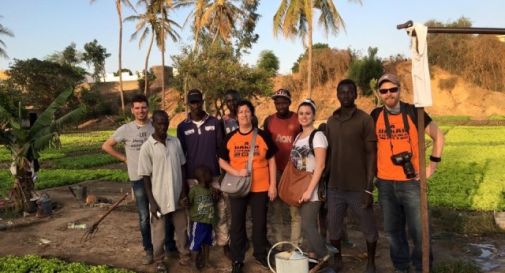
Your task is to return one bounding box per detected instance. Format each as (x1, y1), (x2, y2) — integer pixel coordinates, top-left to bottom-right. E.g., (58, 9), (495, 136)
(407, 23), (432, 107)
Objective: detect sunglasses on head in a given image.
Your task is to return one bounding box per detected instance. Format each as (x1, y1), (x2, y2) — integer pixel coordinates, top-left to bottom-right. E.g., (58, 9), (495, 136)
(378, 87), (399, 94)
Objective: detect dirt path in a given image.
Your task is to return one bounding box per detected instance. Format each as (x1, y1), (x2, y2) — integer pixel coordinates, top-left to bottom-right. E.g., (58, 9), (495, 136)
(1, 181), (504, 273)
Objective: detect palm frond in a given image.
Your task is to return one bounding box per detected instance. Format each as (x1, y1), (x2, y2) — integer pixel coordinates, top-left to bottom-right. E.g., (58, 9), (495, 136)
(0, 24), (14, 37)
(273, 0), (289, 37)
(314, 0), (345, 35)
(52, 105), (87, 130)
(0, 104), (19, 130)
(31, 132), (58, 156)
(122, 0), (137, 12)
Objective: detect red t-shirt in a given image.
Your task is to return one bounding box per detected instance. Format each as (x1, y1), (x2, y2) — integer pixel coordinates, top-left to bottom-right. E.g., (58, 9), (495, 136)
(264, 112), (301, 171)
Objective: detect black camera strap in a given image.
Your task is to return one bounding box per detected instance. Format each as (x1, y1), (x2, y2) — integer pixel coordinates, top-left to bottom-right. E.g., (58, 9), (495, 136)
(383, 105), (413, 154)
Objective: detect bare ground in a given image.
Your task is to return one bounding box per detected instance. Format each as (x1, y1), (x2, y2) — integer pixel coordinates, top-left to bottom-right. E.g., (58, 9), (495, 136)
(1, 181), (504, 273)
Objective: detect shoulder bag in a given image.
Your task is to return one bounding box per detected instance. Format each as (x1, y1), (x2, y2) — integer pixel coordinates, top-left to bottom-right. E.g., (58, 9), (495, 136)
(220, 128), (257, 197)
(278, 133), (313, 207)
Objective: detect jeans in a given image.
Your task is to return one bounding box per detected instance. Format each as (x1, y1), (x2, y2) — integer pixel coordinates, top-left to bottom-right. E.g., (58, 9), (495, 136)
(376, 179), (432, 271)
(132, 179), (176, 253)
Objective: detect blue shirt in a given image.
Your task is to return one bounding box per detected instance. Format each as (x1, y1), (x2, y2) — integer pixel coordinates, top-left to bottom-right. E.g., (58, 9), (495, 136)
(177, 113), (224, 178)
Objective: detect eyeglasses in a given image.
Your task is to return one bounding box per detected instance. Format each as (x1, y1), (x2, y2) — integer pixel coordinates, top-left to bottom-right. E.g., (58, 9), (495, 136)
(378, 87), (399, 94)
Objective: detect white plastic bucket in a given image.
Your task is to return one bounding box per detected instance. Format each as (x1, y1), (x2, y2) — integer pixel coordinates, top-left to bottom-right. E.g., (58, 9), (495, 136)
(267, 241), (308, 273)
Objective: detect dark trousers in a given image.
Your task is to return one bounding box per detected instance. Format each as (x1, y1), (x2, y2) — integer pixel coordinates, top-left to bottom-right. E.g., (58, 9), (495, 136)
(229, 191), (269, 263)
(376, 179), (433, 271)
(300, 201), (327, 258)
(327, 189), (378, 243)
(132, 179), (176, 252)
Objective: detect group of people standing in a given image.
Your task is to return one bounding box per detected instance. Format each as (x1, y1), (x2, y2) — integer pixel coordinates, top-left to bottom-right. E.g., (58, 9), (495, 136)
(102, 72), (445, 273)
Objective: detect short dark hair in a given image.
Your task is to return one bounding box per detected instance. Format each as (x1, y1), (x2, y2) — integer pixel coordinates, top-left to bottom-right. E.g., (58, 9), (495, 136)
(237, 100), (255, 116)
(131, 94), (149, 106)
(225, 89), (240, 98)
(152, 110), (168, 120)
(337, 79), (357, 95)
(194, 165), (213, 188)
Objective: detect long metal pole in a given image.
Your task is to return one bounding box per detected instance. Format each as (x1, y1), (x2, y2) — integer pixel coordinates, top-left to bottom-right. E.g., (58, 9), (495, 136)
(397, 20), (505, 35)
(396, 20), (505, 273)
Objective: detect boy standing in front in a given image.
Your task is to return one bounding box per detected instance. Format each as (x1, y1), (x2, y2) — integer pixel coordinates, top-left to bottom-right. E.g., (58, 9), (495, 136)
(189, 165), (217, 270)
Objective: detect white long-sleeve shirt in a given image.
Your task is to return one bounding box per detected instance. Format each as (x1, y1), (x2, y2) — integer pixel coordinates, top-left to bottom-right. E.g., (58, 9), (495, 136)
(408, 23), (433, 107)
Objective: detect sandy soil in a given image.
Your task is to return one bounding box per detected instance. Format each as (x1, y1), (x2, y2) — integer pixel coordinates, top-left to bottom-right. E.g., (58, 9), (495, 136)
(1, 181), (504, 273)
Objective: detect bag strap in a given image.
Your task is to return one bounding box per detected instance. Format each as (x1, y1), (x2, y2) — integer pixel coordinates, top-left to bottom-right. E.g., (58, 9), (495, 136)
(308, 129), (319, 155)
(246, 128), (258, 174)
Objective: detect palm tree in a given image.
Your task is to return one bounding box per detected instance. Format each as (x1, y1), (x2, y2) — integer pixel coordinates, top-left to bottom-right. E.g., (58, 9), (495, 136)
(151, 0), (180, 109)
(90, 0), (135, 114)
(175, 0), (242, 110)
(182, 0), (243, 45)
(0, 16), (14, 59)
(125, 0), (158, 95)
(274, 0), (356, 98)
(201, 0), (243, 43)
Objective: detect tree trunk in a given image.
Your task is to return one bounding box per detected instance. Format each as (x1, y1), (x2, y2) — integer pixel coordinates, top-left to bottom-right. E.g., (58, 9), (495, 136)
(12, 168), (34, 213)
(161, 34), (166, 110)
(144, 30), (155, 96)
(307, 4), (313, 99)
(116, 0), (126, 114)
(161, 8), (166, 110)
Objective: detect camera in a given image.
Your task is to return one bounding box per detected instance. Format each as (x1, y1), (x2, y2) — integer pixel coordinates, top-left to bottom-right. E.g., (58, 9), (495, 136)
(391, 152), (416, 179)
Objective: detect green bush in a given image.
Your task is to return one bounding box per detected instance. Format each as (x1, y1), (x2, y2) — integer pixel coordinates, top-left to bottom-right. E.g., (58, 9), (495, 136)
(80, 88), (115, 118)
(0, 255), (134, 273)
(348, 47), (383, 96)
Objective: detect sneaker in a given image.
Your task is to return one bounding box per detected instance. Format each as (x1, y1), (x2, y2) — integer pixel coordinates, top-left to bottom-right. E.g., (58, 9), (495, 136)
(232, 261), (244, 273)
(143, 251), (154, 265)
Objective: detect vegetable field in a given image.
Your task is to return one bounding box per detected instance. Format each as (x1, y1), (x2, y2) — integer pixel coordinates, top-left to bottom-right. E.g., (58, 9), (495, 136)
(1, 127), (504, 211)
(429, 126), (505, 211)
(0, 255), (134, 273)
(0, 131), (126, 198)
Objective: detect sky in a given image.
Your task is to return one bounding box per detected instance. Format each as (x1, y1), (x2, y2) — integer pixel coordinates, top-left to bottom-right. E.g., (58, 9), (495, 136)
(1, 0), (504, 75)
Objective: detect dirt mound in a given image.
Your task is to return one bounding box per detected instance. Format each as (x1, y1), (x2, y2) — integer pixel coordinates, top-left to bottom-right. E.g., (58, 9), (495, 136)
(385, 61), (505, 118)
(252, 61), (505, 123)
